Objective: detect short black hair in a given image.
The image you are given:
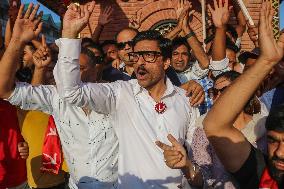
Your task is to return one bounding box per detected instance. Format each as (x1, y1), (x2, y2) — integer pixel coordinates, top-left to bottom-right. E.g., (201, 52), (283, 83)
(213, 70), (241, 82)
(172, 37), (191, 53)
(226, 37), (239, 53)
(115, 27), (139, 41)
(85, 43), (104, 56)
(81, 38), (94, 47)
(132, 30), (172, 60)
(81, 47), (97, 66)
(101, 40), (117, 48)
(227, 24), (238, 41)
(266, 104), (284, 132)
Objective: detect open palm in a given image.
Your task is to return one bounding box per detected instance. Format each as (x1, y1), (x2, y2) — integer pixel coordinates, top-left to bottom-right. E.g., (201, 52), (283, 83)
(259, 1), (284, 64)
(208, 0), (232, 28)
(12, 3), (43, 43)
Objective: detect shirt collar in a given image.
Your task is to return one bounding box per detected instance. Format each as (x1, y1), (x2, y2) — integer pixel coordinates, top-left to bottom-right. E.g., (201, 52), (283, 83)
(133, 77), (176, 98)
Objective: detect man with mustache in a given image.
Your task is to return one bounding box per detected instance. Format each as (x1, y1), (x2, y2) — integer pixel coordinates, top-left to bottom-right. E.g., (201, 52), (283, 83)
(202, 1), (284, 188)
(54, 2), (199, 188)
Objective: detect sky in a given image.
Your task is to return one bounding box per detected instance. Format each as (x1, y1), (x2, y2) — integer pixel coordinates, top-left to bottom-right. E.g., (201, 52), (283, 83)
(281, 1), (284, 30)
(21, 0), (61, 23)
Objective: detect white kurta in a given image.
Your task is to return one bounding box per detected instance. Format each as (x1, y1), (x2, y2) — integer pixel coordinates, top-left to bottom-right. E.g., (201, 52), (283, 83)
(7, 83), (118, 189)
(54, 38), (200, 189)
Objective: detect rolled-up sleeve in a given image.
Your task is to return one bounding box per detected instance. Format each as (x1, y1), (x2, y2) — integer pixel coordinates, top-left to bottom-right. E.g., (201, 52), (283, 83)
(209, 57), (230, 77)
(6, 82), (55, 114)
(53, 38), (120, 114)
(191, 61), (209, 80)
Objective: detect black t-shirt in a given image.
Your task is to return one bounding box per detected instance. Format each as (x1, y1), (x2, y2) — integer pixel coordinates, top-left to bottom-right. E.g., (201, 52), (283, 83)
(231, 146), (267, 189)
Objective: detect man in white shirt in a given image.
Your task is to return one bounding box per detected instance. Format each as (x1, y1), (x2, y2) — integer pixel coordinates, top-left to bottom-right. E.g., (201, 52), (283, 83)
(0, 3), (118, 189)
(55, 3), (199, 189)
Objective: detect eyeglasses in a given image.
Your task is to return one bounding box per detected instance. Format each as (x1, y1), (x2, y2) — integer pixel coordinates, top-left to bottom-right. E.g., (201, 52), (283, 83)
(117, 41), (134, 50)
(128, 51), (162, 63)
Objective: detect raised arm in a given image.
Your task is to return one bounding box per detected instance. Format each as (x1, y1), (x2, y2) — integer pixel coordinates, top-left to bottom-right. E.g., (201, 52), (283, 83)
(55, 2), (118, 114)
(91, 5), (113, 43)
(203, 1), (284, 173)
(209, 0), (232, 61)
(232, 0), (246, 38)
(182, 9), (209, 69)
(165, 0), (190, 40)
(0, 4), (42, 99)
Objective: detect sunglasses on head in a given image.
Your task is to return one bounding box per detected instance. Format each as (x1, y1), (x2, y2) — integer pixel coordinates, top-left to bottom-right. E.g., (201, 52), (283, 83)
(117, 41), (134, 50)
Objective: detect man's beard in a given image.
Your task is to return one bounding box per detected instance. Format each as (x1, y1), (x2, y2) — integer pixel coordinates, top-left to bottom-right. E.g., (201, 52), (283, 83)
(269, 156), (284, 185)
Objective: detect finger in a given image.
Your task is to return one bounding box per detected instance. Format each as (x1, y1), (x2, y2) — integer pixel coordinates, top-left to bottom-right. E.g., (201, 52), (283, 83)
(33, 11), (43, 30)
(164, 154), (183, 162)
(17, 4), (25, 19)
(224, 0), (229, 9)
(191, 90), (203, 106)
(213, 0), (218, 9)
(188, 10), (195, 17)
(29, 4), (40, 21)
(41, 34), (46, 47)
(208, 4), (213, 14)
(218, 0), (222, 8)
(69, 3), (78, 11)
(155, 141), (172, 151)
(24, 3), (33, 19)
(164, 150), (180, 157)
(259, 2), (266, 35)
(87, 1), (96, 13)
(268, 7), (274, 32)
(34, 22), (43, 37)
(167, 156), (183, 168)
(167, 134), (180, 147)
(194, 93), (205, 107)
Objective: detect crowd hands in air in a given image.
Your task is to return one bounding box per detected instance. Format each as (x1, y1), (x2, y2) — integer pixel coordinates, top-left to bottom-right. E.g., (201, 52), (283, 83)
(0, 0), (284, 188)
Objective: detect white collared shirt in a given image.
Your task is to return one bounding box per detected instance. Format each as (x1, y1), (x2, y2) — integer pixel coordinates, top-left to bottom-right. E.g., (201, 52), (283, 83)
(7, 84), (118, 189)
(54, 38), (200, 189)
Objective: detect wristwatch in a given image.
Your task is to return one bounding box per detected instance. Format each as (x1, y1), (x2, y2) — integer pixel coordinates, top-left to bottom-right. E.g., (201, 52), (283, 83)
(185, 31), (195, 39)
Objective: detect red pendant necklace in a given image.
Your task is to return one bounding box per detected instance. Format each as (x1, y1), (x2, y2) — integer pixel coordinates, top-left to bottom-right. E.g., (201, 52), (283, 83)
(155, 101), (167, 114)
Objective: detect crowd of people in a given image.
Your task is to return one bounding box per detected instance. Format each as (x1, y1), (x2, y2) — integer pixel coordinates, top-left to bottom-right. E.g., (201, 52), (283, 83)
(0, 0), (284, 188)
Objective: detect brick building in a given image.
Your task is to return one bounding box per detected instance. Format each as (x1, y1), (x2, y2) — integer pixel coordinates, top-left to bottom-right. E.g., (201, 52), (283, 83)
(38, 0), (280, 51)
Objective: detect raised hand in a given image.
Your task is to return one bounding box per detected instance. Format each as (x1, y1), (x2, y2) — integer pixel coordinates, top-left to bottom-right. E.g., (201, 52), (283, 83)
(62, 1), (95, 39)
(156, 134), (188, 169)
(32, 35), (52, 69)
(258, 1), (284, 64)
(208, 0), (232, 28)
(98, 5), (113, 26)
(182, 8), (195, 34)
(12, 3), (43, 43)
(18, 141), (29, 159)
(176, 2), (191, 30)
(176, 0), (190, 18)
(247, 23), (258, 45)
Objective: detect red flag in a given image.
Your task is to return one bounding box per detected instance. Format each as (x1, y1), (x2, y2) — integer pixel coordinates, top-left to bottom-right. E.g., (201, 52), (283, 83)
(40, 116), (62, 174)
